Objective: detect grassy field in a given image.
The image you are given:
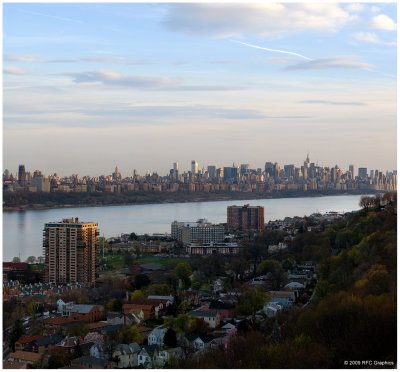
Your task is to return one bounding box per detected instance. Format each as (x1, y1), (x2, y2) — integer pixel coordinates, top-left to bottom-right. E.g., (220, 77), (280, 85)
(102, 253), (188, 270)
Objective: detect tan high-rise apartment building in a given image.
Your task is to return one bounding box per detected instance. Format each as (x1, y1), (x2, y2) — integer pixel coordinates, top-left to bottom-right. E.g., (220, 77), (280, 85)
(43, 218), (99, 284)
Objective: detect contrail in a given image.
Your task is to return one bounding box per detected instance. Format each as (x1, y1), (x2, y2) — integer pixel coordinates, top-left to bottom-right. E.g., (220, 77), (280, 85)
(230, 39), (312, 61)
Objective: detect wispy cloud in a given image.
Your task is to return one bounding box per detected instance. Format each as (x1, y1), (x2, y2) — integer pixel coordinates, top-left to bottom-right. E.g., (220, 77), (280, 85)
(163, 3), (356, 37)
(17, 9), (85, 24)
(4, 66), (27, 75)
(371, 14), (397, 31)
(300, 100), (366, 106)
(4, 54), (39, 62)
(346, 4), (365, 12)
(67, 70), (245, 91)
(286, 56), (374, 71)
(230, 39), (311, 60)
(353, 32), (396, 47)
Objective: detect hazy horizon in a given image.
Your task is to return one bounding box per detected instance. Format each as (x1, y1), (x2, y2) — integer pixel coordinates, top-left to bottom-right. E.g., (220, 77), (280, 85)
(3, 3), (397, 176)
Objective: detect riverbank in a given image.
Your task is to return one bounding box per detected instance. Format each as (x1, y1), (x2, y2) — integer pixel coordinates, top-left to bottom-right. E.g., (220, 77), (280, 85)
(3, 189), (377, 212)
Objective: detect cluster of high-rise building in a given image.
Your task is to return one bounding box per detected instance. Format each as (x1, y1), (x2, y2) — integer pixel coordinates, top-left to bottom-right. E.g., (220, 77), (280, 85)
(3, 155), (397, 194)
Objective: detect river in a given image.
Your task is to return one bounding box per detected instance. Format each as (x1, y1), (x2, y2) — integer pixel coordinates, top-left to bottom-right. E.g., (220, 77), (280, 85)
(3, 194), (364, 261)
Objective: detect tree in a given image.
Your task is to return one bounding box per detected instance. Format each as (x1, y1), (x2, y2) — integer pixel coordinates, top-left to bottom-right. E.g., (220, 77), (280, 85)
(118, 325), (140, 344)
(26, 256), (36, 264)
(12, 257), (21, 263)
(174, 262), (192, 289)
(163, 328), (177, 348)
(129, 232), (138, 241)
(9, 320), (23, 351)
(236, 286), (268, 325)
(106, 298), (123, 312)
(133, 274), (151, 289)
(130, 289), (144, 302)
(122, 251), (135, 267)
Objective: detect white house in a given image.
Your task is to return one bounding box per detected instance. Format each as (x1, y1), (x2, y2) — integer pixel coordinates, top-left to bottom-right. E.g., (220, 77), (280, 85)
(148, 326), (168, 347)
(112, 343), (141, 368)
(188, 309), (221, 329)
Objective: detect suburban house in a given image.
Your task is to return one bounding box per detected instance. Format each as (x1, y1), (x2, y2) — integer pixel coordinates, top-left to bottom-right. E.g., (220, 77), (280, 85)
(33, 334), (64, 354)
(269, 291), (296, 310)
(14, 335), (42, 352)
(153, 347), (184, 367)
(263, 301), (283, 317)
(207, 300), (235, 319)
(70, 356), (109, 369)
(112, 343), (141, 368)
(131, 298), (169, 318)
(123, 303), (155, 320)
(7, 350), (44, 368)
(137, 345), (158, 367)
(189, 334), (217, 350)
(188, 309), (221, 329)
(147, 326), (168, 347)
(62, 304), (104, 322)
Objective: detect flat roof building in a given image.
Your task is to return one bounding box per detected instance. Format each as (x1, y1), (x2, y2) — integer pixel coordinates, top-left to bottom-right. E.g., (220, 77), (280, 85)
(227, 204), (264, 232)
(43, 218), (99, 284)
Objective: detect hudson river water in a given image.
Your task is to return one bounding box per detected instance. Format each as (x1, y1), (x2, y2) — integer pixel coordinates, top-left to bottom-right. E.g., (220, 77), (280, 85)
(3, 195), (364, 261)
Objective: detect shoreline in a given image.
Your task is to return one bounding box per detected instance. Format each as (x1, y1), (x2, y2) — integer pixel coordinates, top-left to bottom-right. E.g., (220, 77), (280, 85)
(3, 190), (377, 212)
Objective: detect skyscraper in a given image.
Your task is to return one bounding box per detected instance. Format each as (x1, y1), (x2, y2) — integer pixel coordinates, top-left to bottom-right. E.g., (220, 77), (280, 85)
(18, 164), (26, 186)
(172, 162), (179, 180)
(43, 218), (99, 284)
(191, 160), (199, 175)
(349, 165), (354, 179)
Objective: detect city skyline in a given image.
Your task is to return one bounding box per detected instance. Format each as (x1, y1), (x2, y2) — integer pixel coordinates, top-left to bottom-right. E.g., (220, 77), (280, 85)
(3, 3), (397, 175)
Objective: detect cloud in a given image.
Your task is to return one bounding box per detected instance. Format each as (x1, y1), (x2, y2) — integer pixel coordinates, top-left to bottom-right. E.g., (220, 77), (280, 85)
(67, 70), (244, 91)
(4, 54), (39, 62)
(353, 32), (396, 47)
(68, 70), (179, 89)
(286, 56), (374, 71)
(4, 66), (27, 75)
(230, 39), (311, 60)
(17, 9), (85, 24)
(163, 3), (356, 37)
(370, 6), (380, 13)
(300, 100), (366, 106)
(346, 4), (365, 12)
(371, 14), (397, 31)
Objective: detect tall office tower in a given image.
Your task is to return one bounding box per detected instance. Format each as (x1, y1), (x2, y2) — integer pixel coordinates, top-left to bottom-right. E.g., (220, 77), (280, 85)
(227, 204), (265, 232)
(240, 164), (250, 175)
(284, 164), (295, 178)
(349, 165), (354, 180)
(358, 167), (368, 179)
(18, 165), (26, 186)
(304, 152), (310, 168)
(207, 165), (216, 180)
(223, 166), (239, 182)
(265, 162), (274, 178)
(43, 218), (99, 284)
(172, 162), (179, 180)
(191, 160), (199, 175)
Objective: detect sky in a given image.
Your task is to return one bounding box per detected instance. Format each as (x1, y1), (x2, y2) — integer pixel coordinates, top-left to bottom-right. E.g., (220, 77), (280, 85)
(3, 2), (397, 177)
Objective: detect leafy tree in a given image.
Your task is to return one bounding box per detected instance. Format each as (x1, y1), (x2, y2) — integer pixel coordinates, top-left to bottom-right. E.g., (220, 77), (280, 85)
(106, 298), (123, 312)
(122, 251), (135, 267)
(236, 286), (268, 325)
(26, 256), (36, 263)
(47, 355), (66, 369)
(174, 262), (192, 289)
(118, 325), (140, 344)
(133, 274), (151, 289)
(147, 283), (172, 295)
(9, 320), (23, 351)
(129, 232), (138, 240)
(130, 289), (144, 302)
(12, 257), (21, 263)
(163, 328), (177, 348)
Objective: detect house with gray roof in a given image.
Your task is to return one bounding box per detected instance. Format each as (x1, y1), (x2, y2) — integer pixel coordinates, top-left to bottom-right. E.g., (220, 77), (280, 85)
(148, 326), (168, 347)
(188, 309), (221, 329)
(112, 343), (141, 368)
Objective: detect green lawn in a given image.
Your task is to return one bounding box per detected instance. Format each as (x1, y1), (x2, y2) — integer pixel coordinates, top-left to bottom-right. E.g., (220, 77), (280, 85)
(101, 253), (188, 270)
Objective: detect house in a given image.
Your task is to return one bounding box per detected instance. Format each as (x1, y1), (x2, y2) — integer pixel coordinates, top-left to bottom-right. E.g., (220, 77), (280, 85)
(53, 336), (92, 360)
(34, 334), (64, 354)
(70, 356), (109, 369)
(112, 343), (141, 368)
(83, 332), (104, 346)
(188, 309), (221, 329)
(131, 298), (169, 318)
(189, 334), (217, 350)
(137, 345), (158, 367)
(14, 335), (42, 352)
(148, 326), (168, 347)
(147, 295), (174, 306)
(263, 301), (283, 317)
(90, 343), (105, 360)
(7, 351), (44, 368)
(208, 300), (235, 319)
(269, 291), (296, 310)
(210, 335), (230, 350)
(44, 316), (84, 335)
(62, 304), (104, 322)
(108, 310), (143, 325)
(285, 282), (305, 290)
(220, 323), (237, 337)
(153, 347), (184, 367)
(123, 303), (155, 320)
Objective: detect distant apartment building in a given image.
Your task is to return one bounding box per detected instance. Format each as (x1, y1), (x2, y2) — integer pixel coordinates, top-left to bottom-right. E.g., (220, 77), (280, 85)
(227, 204), (265, 231)
(171, 219), (225, 245)
(43, 218), (99, 284)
